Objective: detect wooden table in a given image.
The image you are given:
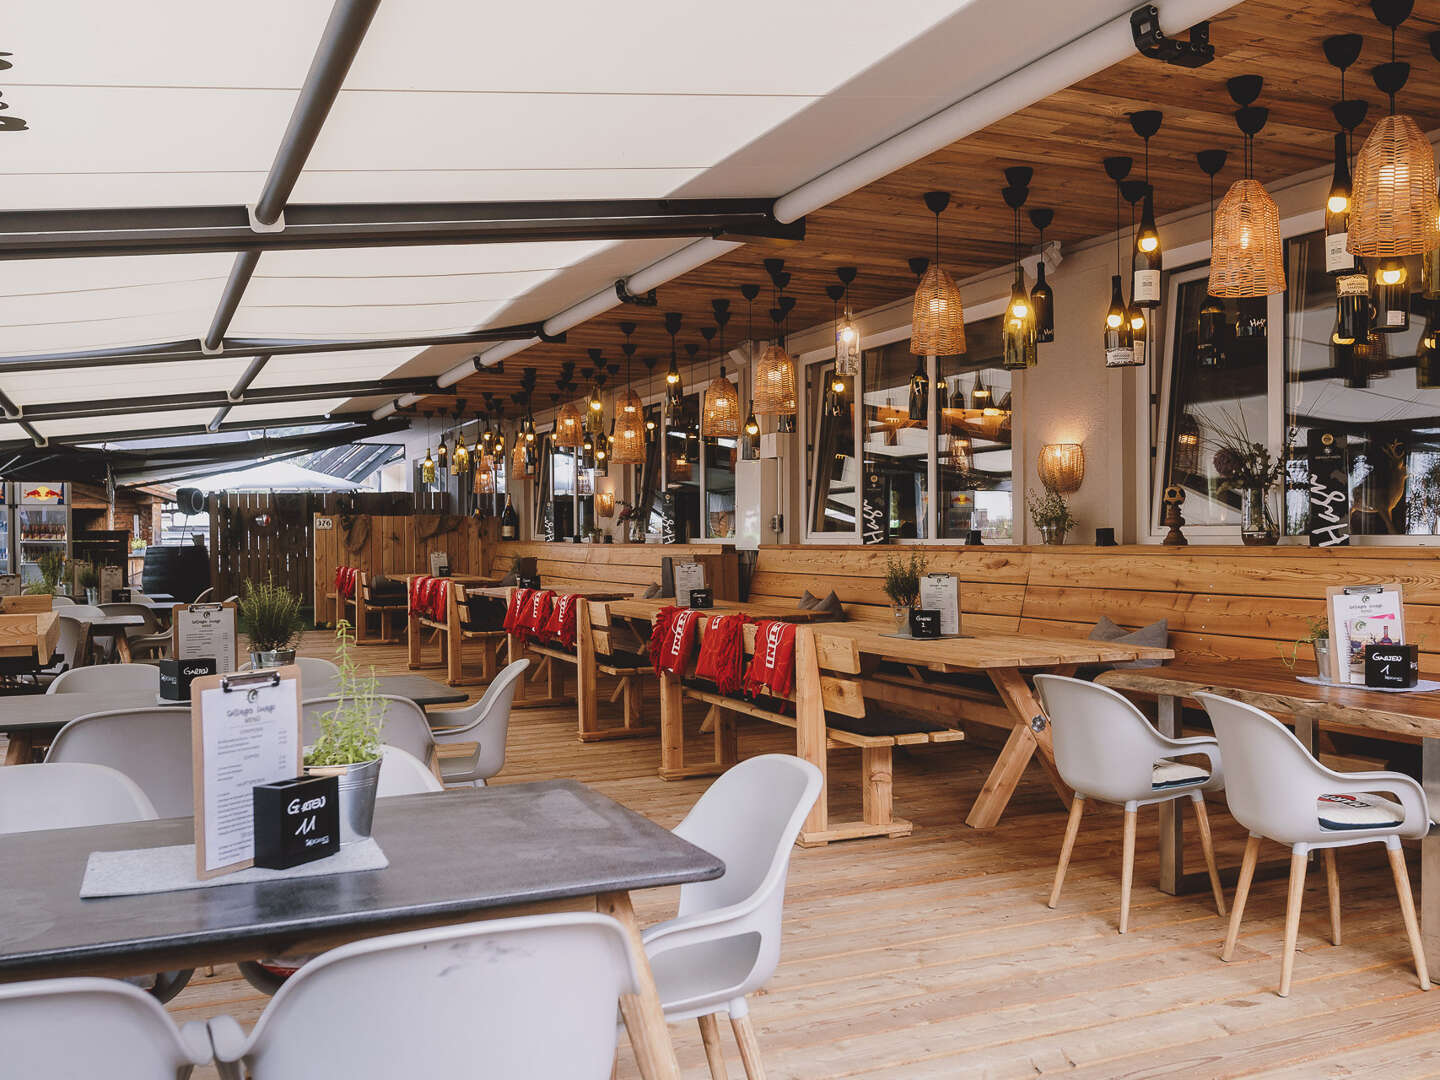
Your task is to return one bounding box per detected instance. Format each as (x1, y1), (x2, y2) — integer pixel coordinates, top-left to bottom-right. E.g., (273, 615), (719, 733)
(607, 597), (840, 625)
(1099, 658), (1440, 968)
(0, 782), (722, 1080)
(84, 614), (145, 662)
(0, 674), (468, 765)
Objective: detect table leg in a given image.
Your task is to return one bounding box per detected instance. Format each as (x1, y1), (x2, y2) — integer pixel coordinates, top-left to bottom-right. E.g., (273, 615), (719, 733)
(114, 634), (132, 663)
(1156, 694), (1184, 895)
(4, 732), (33, 765)
(406, 611), (422, 669)
(966, 668), (1071, 830)
(598, 891), (681, 1080)
(1422, 737), (1440, 972)
(657, 671), (687, 780)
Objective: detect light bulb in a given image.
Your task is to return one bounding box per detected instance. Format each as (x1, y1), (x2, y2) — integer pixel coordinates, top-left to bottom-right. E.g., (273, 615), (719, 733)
(1327, 194), (1349, 214)
(666, 369), (680, 385)
(525, 430), (535, 442)
(1106, 312), (1124, 330)
(1010, 298), (1029, 319)
(839, 323), (857, 344)
(1138, 235), (1159, 253)
(645, 419), (657, 431)
(1130, 310), (1146, 332)
(1378, 263), (1407, 287)
(831, 376), (846, 394)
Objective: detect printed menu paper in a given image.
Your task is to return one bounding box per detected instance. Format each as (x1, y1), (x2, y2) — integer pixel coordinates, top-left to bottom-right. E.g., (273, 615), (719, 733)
(919, 573), (962, 636)
(1326, 584), (1405, 685)
(191, 668), (302, 879)
(674, 562), (706, 607)
(173, 602), (239, 674)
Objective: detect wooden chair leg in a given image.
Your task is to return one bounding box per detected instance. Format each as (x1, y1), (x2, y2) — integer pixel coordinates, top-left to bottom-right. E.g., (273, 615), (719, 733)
(1222, 835), (1262, 962)
(730, 1010), (767, 1080)
(1119, 807), (1137, 934)
(1323, 848), (1342, 946)
(1278, 849), (1308, 997)
(1048, 794), (1085, 909)
(1190, 794), (1227, 918)
(1386, 843), (1431, 991)
(698, 1013), (730, 1080)
(861, 746), (893, 827)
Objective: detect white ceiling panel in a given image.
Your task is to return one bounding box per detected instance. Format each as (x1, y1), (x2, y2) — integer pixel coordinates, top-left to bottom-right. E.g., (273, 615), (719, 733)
(253, 348), (432, 390)
(2, 357), (254, 408)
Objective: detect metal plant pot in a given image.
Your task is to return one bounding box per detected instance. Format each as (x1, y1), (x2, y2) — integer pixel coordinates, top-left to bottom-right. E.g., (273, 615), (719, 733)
(250, 648), (297, 669)
(305, 756), (381, 845)
(1313, 638), (1331, 680)
(891, 604), (912, 637)
(1039, 523), (1068, 545)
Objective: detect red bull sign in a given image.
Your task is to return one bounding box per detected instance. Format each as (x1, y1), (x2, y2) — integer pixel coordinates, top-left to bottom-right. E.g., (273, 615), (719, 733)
(22, 484), (63, 503)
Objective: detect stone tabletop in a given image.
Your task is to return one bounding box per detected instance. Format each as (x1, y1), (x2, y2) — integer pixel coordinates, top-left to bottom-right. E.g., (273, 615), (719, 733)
(0, 780), (723, 981)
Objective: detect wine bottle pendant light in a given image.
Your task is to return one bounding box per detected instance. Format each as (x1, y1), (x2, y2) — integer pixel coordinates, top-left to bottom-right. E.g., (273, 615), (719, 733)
(1208, 76), (1286, 298)
(421, 410), (436, 484)
(824, 283), (848, 419)
(1029, 208), (1055, 344)
(835, 265), (860, 376)
(1131, 110), (1164, 310)
(910, 191), (967, 356)
(1001, 172), (1037, 371)
(663, 311), (684, 414)
(1103, 156), (1137, 367)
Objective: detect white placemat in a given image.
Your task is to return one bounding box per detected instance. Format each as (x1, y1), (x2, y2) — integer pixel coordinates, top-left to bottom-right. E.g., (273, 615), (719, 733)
(1297, 676), (1440, 694)
(81, 838), (388, 898)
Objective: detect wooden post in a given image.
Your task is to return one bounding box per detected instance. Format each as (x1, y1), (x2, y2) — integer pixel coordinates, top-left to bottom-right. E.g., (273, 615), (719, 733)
(405, 575), (423, 670)
(793, 627), (829, 841)
(354, 576), (370, 644)
(861, 746), (894, 826)
(444, 582), (463, 687)
(658, 670), (686, 780)
(576, 600), (600, 740)
(596, 891), (683, 1080)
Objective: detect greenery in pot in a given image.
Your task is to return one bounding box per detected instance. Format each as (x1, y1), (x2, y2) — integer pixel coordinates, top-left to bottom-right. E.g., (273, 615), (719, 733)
(239, 575), (304, 654)
(24, 550), (68, 595)
(76, 561), (99, 593)
(305, 621), (382, 768)
(1028, 489), (1077, 538)
(1279, 616), (1329, 671)
(883, 551), (928, 608)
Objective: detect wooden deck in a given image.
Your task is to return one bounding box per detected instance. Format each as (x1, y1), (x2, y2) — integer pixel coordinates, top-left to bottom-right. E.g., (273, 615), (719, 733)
(10, 630), (1439, 1077)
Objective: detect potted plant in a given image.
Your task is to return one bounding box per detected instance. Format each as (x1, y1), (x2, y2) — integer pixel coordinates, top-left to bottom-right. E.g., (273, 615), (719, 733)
(304, 620), (383, 844)
(24, 550), (68, 596)
(1279, 616), (1330, 678)
(239, 576), (304, 668)
(883, 551), (928, 636)
(1205, 410), (1290, 545)
(75, 561), (99, 603)
(1028, 489), (1077, 545)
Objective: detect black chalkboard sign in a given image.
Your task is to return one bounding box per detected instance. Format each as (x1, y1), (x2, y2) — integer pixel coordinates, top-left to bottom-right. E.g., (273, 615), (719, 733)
(688, 588), (713, 609)
(861, 470), (887, 545)
(1306, 429), (1350, 547)
(910, 609), (941, 638)
(253, 774), (340, 869)
(1365, 643), (1419, 688)
(112, 588), (132, 603)
(159, 657), (216, 701)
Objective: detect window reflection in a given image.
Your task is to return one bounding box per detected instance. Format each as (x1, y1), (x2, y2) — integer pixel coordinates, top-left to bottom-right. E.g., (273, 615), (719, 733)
(808, 362), (857, 532)
(938, 316), (1014, 541)
(863, 343), (928, 540)
(665, 392), (700, 542)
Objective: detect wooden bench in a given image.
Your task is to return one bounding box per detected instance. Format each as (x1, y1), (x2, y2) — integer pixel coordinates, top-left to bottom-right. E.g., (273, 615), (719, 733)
(406, 577), (507, 687)
(352, 571), (409, 645)
(656, 619), (963, 845)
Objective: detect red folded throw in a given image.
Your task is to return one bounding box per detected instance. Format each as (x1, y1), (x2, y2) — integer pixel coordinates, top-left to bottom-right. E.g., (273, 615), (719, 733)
(744, 620), (797, 699)
(503, 587), (535, 634)
(407, 575), (448, 621)
(650, 605), (701, 677)
(334, 566), (358, 599)
(539, 593), (580, 649)
(518, 589), (555, 643)
(694, 613), (746, 696)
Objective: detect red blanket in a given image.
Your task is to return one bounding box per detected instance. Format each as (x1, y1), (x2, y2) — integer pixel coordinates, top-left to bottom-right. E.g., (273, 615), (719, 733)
(407, 575), (448, 621)
(503, 587), (535, 634)
(744, 620), (797, 699)
(518, 589), (554, 643)
(694, 613), (746, 696)
(334, 566), (358, 599)
(649, 605), (702, 678)
(538, 593), (581, 649)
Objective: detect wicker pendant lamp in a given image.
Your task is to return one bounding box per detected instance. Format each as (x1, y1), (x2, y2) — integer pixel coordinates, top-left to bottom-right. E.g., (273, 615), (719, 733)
(753, 261), (797, 417)
(611, 321), (646, 465)
(1349, 2), (1438, 258)
(911, 191), (966, 356)
(1209, 76), (1285, 298)
(702, 300), (741, 438)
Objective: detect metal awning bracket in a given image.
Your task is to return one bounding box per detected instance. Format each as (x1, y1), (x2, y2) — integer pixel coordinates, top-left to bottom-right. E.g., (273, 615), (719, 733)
(247, 205), (286, 234)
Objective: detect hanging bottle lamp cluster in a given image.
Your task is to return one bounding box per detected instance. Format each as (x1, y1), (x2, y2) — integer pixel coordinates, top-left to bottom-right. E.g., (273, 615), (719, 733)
(611, 321), (647, 465)
(663, 311), (684, 414)
(1131, 110), (1164, 311)
(702, 299), (741, 438)
(420, 411), (437, 484)
(1209, 76), (1285, 298)
(835, 266), (860, 375)
(1029, 208), (1055, 343)
(910, 191), (966, 356)
(1102, 156), (1137, 367)
(825, 281), (849, 418)
(1001, 167), (1037, 370)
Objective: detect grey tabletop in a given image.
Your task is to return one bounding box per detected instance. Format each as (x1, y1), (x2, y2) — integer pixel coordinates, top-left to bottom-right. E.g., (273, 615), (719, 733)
(0, 781), (723, 981)
(0, 674), (468, 735)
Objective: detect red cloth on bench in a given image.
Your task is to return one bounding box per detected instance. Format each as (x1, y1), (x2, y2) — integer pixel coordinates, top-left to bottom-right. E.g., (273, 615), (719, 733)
(650, 605), (701, 678)
(407, 575), (448, 621)
(694, 613), (746, 696)
(504, 587), (535, 634)
(334, 566), (357, 599)
(518, 589), (554, 643)
(744, 620), (797, 699)
(538, 593), (580, 649)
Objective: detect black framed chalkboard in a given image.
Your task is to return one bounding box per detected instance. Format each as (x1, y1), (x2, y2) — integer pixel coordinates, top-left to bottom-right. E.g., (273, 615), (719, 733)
(1306, 429), (1350, 547)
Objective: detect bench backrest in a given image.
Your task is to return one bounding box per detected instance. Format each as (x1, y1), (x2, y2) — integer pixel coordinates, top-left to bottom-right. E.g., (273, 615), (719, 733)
(491, 542), (739, 601)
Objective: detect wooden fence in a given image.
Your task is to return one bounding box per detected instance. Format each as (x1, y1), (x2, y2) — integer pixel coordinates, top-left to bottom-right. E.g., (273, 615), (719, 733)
(208, 491), (451, 611)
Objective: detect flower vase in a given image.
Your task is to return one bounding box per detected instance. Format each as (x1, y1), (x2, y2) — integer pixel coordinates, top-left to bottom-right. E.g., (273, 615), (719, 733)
(1239, 487), (1278, 545)
(1039, 524), (1068, 546)
(891, 603), (912, 637)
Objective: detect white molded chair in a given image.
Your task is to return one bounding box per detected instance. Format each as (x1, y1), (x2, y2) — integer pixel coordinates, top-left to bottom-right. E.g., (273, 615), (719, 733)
(1034, 674), (1227, 933)
(302, 695), (432, 767)
(428, 659), (528, 786)
(50, 595), (75, 608)
(1198, 692), (1431, 996)
(192, 587), (214, 604)
(642, 754), (821, 1080)
(39, 615), (92, 679)
(0, 978), (211, 1079)
(45, 707), (193, 818)
(240, 657), (339, 687)
(376, 745), (443, 797)
(0, 762), (156, 832)
(47, 662), (161, 695)
(100, 603), (169, 660)
(208, 914), (638, 1080)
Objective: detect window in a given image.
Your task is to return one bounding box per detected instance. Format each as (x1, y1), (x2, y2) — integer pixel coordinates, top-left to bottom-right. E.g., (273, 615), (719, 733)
(863, 342), (929, 540)
(807, 361), (857, 533)
(938, 320), (1014, 541)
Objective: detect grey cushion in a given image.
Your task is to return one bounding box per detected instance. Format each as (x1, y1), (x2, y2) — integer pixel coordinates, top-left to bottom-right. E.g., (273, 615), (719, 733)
(797, 591), (819, 610)
(799, 589), (845, 620)
(1089, 616), (1167, 669)
(499, 569), (519, 587)
(641, 583), (663, 599)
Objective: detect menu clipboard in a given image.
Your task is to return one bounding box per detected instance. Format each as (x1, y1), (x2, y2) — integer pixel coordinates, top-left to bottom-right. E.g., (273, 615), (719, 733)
(172, 601), (239, 673)
(674, 562), (706, 607)
(919, 573), (962, 636)
(1326, 583), (1405, 685)
(190, 667), (303, 879)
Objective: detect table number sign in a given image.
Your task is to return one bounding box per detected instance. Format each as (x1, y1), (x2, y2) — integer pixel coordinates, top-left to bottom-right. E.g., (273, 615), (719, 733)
(688, 587), (713, 609)
(253, 774), (340, 869)
(1306, 429), (1350, 547)
(919, 573), (961, 636)
(1365, 643), (1419, 689)
(190, 667), (303, 879)
(159, 657), (215, 701)
(172, 601), (239, 674)
(674, 562), (706, 607)
(910, 609), (941, 638)
(1326, 583), (1405, 685)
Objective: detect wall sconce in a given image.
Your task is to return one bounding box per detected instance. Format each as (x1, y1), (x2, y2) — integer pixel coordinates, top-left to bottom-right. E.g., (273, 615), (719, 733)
(595, 489), (616, 518)
(1038, 443), (1085, 493)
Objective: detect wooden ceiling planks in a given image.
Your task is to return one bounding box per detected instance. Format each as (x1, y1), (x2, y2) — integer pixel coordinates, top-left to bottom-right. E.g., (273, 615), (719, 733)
(419, 0), (1440, 416)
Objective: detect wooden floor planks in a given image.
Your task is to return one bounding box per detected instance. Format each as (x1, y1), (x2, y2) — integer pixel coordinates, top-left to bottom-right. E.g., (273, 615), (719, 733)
(7, 628), (1436, 1079)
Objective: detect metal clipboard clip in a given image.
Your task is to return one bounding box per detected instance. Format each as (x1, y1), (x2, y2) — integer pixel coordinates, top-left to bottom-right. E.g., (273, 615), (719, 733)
(190, 603), (226, 613)
(221, 671), (281, 693)
(1343, 586), (1384, 596)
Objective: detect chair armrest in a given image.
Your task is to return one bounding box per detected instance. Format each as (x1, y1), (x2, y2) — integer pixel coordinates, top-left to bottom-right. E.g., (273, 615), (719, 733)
(426, 702), (486, 743)
(641, 892), (771, 959)
(1155, 735), (1224, 790)
(206, 1014), (250, 1075)
(1323, 770), (1431, 837)
(177, 1021), (213, 1067)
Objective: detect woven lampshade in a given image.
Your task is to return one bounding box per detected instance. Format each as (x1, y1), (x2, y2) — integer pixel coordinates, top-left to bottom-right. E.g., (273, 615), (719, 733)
(1349, 114), (1440, 258)
(474, 455), (494, 495)
(1037, 443), (1085, 494)
(611, 389), (647, 464)
(554, 402), (584, 448)
(701, 372), (741, 437)
(753, 344), (797, 416)
(594, 490), (615, 518)
(510, 439), (532, 480)
(910, 265), (967, 355)
(1208, 178), (1285, 298)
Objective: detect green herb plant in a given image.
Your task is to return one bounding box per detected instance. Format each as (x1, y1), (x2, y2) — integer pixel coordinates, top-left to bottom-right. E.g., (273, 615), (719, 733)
(305, 621), (382, 768)
(76, 562), (99, 591)
(1027, 489), (1078, 533)
(24, 550), (69, 595)
(1279, 616), (1331, 671)
(239, 575), (304, 653)
(883, 551), (929, 608)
